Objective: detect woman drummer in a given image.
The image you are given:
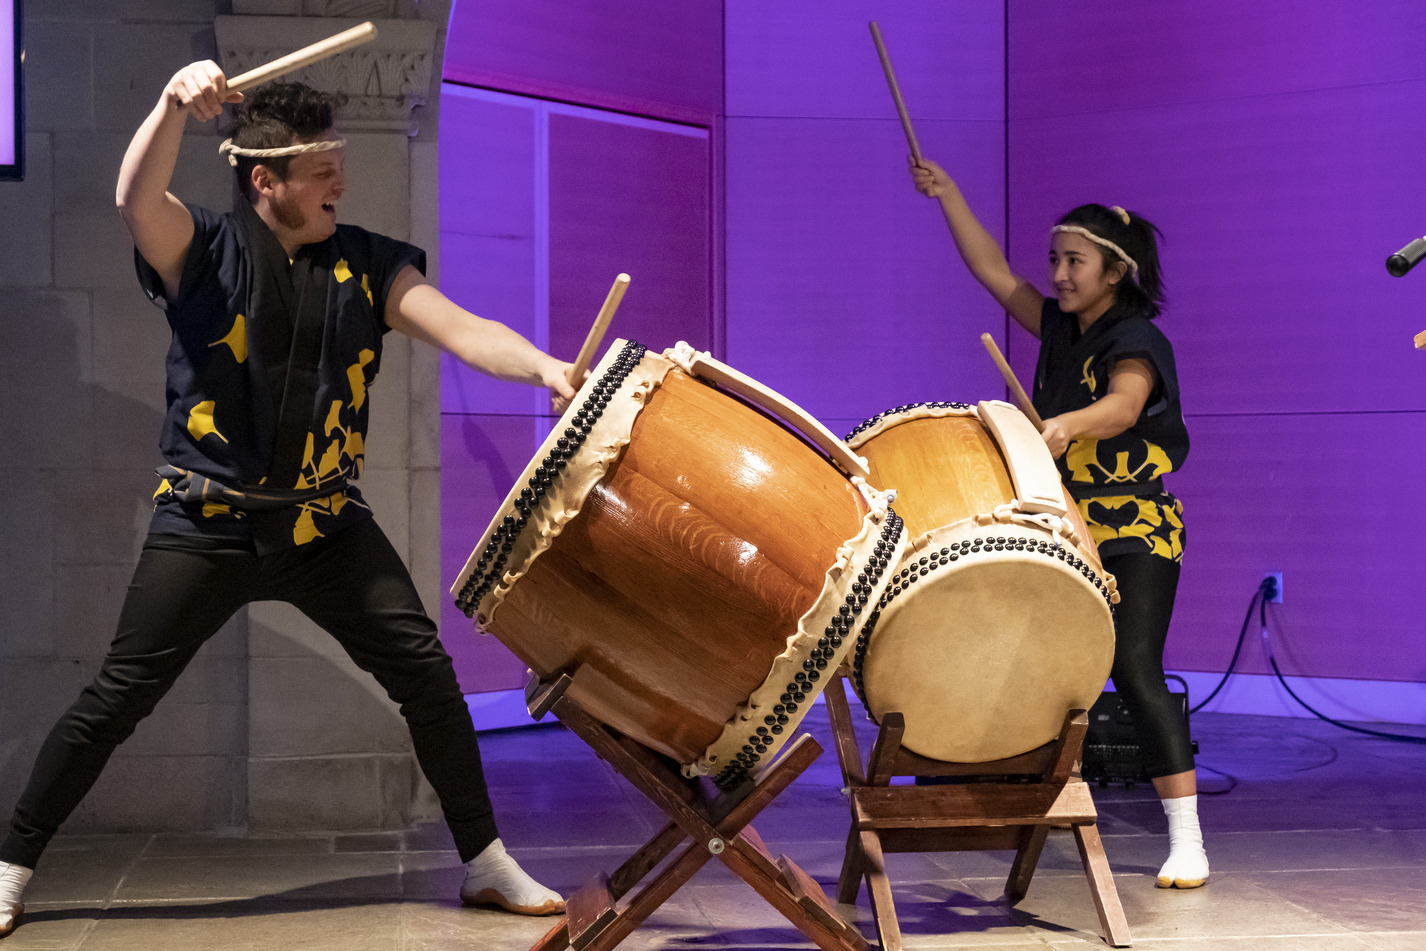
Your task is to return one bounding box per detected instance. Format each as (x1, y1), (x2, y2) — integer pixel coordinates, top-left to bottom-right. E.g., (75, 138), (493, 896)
(909, 158), (1207, 889)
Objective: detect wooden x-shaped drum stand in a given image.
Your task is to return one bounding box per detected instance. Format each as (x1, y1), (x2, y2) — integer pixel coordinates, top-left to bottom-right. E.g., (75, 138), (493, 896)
(524, 670), (868, 951)
(824, 671), (1132, 948)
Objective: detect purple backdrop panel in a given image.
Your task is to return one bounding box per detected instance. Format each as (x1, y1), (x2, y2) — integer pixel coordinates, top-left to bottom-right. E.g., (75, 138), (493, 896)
(1168, 412), (1426, 685)
(547, 113), (712, 361)
(1007, 83), (1426, 417)
(437, 231), (543, 417)
(725, 115), (1009, 430)
(439, 412), (546, 693)
(439, 89), (536, 239)
(1008, 0), (1426, 118)
(438, 88), (541, 416)
(444, 0), (722, 123)
(725, 1), (1003, 121)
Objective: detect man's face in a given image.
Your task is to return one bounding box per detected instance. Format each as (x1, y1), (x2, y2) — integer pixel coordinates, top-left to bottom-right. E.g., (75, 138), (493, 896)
(263, 128), (346, 249)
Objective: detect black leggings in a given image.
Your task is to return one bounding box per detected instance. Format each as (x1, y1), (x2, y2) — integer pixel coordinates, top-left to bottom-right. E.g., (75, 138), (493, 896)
(1103, 551), (1195, 779)
(0, 519), (498, 869)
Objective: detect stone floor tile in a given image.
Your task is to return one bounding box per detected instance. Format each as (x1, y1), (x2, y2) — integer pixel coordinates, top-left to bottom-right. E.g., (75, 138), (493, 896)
(112, 853), (402, 903)
(143, 833), (334, 859)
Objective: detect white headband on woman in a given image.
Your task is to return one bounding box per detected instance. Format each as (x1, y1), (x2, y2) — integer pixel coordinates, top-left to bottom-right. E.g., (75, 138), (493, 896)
(218, 137), (346, 167)
(1050, 223), (1139, 277)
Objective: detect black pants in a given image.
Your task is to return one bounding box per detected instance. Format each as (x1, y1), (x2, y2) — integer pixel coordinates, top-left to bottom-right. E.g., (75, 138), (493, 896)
(1103, 551), (1195, 779)
(0, 519), (498, 870)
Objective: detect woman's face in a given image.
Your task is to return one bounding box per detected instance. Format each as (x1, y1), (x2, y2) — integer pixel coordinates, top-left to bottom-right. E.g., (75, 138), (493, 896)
(1049, 231), (1123, 322)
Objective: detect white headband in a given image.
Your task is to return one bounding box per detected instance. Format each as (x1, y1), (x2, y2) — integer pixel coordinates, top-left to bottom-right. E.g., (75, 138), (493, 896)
(218, 137), (346, 167)
(1050, 224), (1139, 277)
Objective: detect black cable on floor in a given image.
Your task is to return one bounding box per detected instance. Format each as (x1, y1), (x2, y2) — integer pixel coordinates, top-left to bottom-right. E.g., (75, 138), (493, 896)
(1190, 576), (1273, 715)
(1261, 623), (1426, 745)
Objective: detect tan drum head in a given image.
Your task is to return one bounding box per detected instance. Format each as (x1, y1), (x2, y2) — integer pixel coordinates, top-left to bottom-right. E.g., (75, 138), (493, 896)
(853, 525), (1116, 763)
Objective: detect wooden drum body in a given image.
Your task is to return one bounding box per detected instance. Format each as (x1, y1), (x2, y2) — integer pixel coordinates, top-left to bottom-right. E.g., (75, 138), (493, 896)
(845, 400), (1118, 763)
(452, 340), (906, 787)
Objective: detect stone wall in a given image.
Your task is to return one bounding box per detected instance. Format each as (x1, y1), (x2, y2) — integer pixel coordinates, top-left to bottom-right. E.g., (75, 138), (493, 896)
(0, 0), (452, 837)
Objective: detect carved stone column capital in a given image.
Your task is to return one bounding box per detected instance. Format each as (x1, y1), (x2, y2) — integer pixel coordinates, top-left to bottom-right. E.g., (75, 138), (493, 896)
(214, 15), (437, 133)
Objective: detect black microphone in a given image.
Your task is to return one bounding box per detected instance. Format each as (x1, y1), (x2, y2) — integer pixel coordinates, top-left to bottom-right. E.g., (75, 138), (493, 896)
(1387, 236), (1426, 277)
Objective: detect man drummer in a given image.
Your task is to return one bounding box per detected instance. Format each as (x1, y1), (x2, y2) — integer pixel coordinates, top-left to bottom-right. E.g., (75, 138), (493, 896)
(0, 61), (577, 936)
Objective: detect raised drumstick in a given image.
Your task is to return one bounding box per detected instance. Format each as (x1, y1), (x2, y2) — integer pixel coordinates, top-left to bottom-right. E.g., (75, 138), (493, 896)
(870, 21), (958, 233)
(568, 273), (631, 386)
(226, 22), (378, 94)
(869, 21), (923, 163)
(981, 333), (1045, 431)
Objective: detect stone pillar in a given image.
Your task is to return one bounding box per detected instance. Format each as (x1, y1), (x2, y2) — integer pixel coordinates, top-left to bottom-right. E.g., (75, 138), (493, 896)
(214, 6), (446, 832)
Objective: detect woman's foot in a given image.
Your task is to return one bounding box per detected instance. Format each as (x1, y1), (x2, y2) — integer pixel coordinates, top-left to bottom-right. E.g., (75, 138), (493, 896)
(459, 838), (564, 916)
(1157, 794), (1209, 888)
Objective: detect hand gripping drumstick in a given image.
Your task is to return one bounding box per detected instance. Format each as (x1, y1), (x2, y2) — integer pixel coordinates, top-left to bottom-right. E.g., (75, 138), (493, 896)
(568, 273), (631, 386)
(981, 333), (1045, 431)
(226, 22), (379, 94)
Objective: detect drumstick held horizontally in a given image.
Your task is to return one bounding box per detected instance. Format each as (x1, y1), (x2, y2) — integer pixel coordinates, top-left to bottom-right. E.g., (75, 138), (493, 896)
(981, 333), (1045, 431)
(568, 273), (631, 386)
(226, 22), (378, 94)
(869, 21), (923, 163)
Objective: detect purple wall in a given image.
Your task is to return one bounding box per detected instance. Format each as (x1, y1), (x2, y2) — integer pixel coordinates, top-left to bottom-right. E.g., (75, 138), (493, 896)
(444, 0), (722, 124)
(438, 1), (1426, 699)
(1008, 1), (1426, 684)
(724, 3), (1010, 433)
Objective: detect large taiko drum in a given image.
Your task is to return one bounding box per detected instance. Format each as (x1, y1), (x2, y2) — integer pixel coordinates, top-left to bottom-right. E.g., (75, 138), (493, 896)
(844, 400), (1118, 763)
(452, 340), (907, 787)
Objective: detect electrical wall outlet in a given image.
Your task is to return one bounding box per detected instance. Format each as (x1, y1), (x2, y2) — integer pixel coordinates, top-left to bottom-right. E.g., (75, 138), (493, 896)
(1265, 571), (1283, 603)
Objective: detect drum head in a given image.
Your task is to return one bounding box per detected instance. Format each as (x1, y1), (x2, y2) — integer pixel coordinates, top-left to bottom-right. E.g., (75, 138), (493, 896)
(859, 547), (1115, 763)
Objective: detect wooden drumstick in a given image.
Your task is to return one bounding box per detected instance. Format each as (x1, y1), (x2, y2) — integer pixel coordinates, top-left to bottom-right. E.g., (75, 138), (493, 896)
(226, 22), (378, 94)
(568, 273), (631, 386)
(1415, 328), (1426, 349)
(870, 21), (958, 234)
(981, 333), (1045, 431)
(869, 21), (923, 163)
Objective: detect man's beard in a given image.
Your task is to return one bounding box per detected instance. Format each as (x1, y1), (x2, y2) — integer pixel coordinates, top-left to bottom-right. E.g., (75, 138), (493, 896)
(270, 192), (307, 233)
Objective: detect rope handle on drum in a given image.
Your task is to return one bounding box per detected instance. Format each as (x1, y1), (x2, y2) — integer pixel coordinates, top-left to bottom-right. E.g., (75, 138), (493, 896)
(977, 502), (1082, 548)
(665, 343), (871, 480)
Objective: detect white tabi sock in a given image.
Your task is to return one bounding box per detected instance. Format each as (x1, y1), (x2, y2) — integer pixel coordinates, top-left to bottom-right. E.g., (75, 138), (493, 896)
(459, 838), (564, 916)
(1157, 794), (1210, 888)
(0, 861), (33, 938)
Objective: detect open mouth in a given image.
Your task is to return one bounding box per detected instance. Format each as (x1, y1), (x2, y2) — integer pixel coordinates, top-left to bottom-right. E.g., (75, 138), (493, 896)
(321, 202), (336, 214)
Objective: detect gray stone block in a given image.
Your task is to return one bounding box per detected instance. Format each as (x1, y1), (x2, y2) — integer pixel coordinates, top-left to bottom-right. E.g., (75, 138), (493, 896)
(0, 135), (55, 286)
(53, 563), (132, 659)
(53, 133), (128, 215)
(24, 20), (94, 133)
(51, 467), (155, 567)
(67, 753), (244, 832)
(0, 473), (58, 659)
(54, 211), (141, 290)
(93, 23), (220, 134)
(88, 287), (169, 406)
(119, 695), (247, 759)
(0, 288), (92, 468)
(339, 132), (410, 242)
(248, 753), (392, 831)
(248, 654), (410, 757)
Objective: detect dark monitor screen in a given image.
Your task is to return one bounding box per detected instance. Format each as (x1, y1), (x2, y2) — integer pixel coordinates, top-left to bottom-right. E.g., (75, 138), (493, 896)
(1, 0), (21, 182)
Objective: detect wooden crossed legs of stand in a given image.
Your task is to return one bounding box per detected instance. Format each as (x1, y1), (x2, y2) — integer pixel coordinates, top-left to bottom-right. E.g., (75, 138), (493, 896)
(824, 671), (1132, 948)
(525, 670), (868, 951)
